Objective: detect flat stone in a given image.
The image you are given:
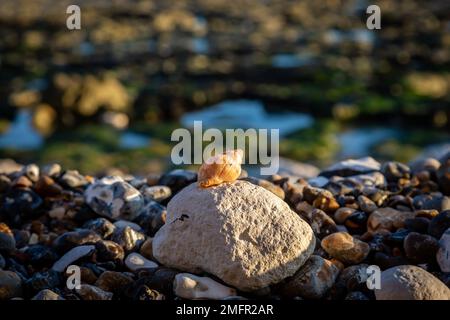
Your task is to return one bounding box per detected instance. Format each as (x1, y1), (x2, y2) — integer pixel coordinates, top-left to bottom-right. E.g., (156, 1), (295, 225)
(173, 273), (237, 300)
(319, 157), (381, 178)
(367, 207), (416, 233)
(52, 245), (96, 272)
(125, 253), (158, 271)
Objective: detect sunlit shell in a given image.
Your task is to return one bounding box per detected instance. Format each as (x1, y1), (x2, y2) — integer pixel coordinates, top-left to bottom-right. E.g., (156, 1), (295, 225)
(198, 149), (243, 188)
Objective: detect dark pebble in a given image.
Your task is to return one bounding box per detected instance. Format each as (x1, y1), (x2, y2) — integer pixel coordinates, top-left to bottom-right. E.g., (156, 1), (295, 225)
(25, 270), (62, 294)
(133, 201), (166, 236)
(0, 189), (43, 225)
(83, 218), (116, 238)
(25, 245), (58, 268)
(404, 217), (430, 233)
(111, 226), (145, 253)
(381, 161), (410, 182)
(404, 232), (439, 264)
(158, 169), (197, 194)
(95, 240), (125, 262)
(428, 210), (450, 239)
(53, 229), (102, 254)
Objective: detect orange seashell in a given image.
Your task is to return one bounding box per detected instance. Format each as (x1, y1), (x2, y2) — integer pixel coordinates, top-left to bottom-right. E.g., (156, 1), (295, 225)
(198, 149), (243, 188)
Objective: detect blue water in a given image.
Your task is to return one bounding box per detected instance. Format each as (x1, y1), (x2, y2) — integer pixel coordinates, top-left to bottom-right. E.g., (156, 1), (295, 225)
(0, 111), (44, 150)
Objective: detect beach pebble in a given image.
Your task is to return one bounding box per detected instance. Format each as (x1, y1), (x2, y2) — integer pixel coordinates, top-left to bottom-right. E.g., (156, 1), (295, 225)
(53, 229), (102, 254)
(76, 284), (113, 300)
(125, 253), (158, 271)
(60, 170), (88, 188)
(0, 270), (23, 299)
(0, 189), (43, 225)
(25, 245), (58, 268)
(0, 222), (16, 252)
(381, 161), (410, 182)
(375, 265), (450, 300)
(52, 245), (96, 272)
(25, 270), (62, 294)
(111, 226), (145, 253)
(83, 218), (116, 238)
(437, 155), (450, 195)
(85, 176), (144, 220)
(31, 289), (64, 300)
(173, 273), (237, 300)
(428, 210), (450, 239)
(133, 201), (166, 236)
(437, 228), (450, 272)
(319, 157), (381, 178)
(42, 163), (61, 178)
(95, 271), (133, 294)
(24, 164), (39, 182)
(404, 232), (439, 264)
(158, 169), (197, 193)
(367, 207), (416, 233)
(153, 180), (315, 291)
(139, 238), (154, 260)
(321, 232), (370, 264)
(95, 240), (124, 262)
(140, 185), (172, 202)
(280, 255), (340, 299)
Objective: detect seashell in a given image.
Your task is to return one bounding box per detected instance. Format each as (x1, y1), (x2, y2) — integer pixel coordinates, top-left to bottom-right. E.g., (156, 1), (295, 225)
(198, 149), (243, 188)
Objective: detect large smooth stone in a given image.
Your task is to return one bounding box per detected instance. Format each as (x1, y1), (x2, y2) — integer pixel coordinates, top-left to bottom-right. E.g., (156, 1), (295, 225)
(153, 181), (315, 291)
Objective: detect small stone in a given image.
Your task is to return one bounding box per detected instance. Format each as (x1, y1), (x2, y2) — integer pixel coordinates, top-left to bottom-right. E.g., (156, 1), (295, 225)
(303, 208), (338, 239)
(345, 291), (370, 300)
(381, 161), (410, 182)
(367, 207), (416, 233)
(358, 195), (377, 213)
(404, 232), (439, 264)
(48, 207), (66, 220)
(24, 164), (39, 182)
(79, 266), (98, 284)
(0, 222), (16, 252)
(437, 155), (450, 195)
(133, 285), (165, 300)
(125, 253), (158, 271)
(319, 157), (380, 178)
(76, 284), (113, 300)
(410, 157), (441, 174)
(0, 159), (22, 175)
(52, 245), (96, 272)
(114, 220), (142, 232)
(111, 226), (145, 253)
(374, 252), (409, 270)
(173, 273), (237, 300)
(130, 268), (178, 297)
(0, 175), (11, 193)
(375, 265), (450, 300)
(0, 270), (23, 299)
(158, 169), (197, 193)
(32, 289), (64, 300)
(280, 255), (340, 299)
(404, 217), (430, 233)
(0, 189), (43, 226)
(428, 210), (450, 239)
(140, 185), (172, 202)
(321, 232), (370, 264)
(25, 270), (62, 293)
(53, 229), (102, 254)
(34, 176), (62, 197)
(242, 177), (285, 199)
(419, 195), (450, 212)
(25, 245), (58, 268)
(85, 176), (144, 220)
(95, 240), (125, 262)
(313, 193), (340, 214)
(139, 238), (154, 260)
(344, 211), (368, 234)
(60, 170), (88, 188)
(13, 175), (33, 188)
(0, 253), (5, 269)
(437, 228), (450, 272)
(336, 264), (371, 293)
(83, 218), (116, 238)
(333, 207), (356, 224)
(42, 163), (61, 178)
(129, 178), (147, 189)
(153, 181), (315, 291)
(133, 201), (166, 236)
(95, 271), (133, 293)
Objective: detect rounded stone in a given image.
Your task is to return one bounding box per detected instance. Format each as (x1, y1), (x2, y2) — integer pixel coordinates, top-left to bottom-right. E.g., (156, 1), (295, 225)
(153, 181), (315, 291)
(437, 228), (450, 272)
(375, 265), (450, 300)
(428, 210), (450, 239)
(321, 232), (370, 264)
(404, 232), (439, 264)
(0, 270), (23, 299)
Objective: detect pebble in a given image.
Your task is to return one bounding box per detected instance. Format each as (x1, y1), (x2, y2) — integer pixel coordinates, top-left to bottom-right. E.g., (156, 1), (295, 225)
(125, 253), (158, 271)
(308, 208), (338, 239)
(437, 228), (450, 272)
(84, 176), (144, 220)
(333, 207), (356, 224)
(83, 218), (116, 238)
(345, 291), (369, 300)
(48, 207), (66, 220)
(34, 176), (63, 197)
(0, 270), (23, 299)
(52, 245), (96, 272)
(60, 170), (88, 188)
(173, 273), (237, 300)
(13, 175), (33, 188)
(153, 181), (315, 291)
(158, 169), (197, 193)
(114, 220), (142, 232)
(375, 265), (450, 300)
(0, 222), (16, 252)
(42, 163), (61, 178)
(242, 177), (285, 199)
(25, 270), (62, 294)
(381, 161), (410, 182)
(404, 232), (439, 264)
(321, 232), (370, 264)
(79, 266), (98, 284)
(280, 255), (340, 299)
(139, 238), (154, 260)
(111, 226), (145, 253)
(133, 201), (166, 236)
(0, 189), (43, 225)
(428, 210), (450, 239)
(32, 289), (64, 300)
(132, 285), (165, 300)
(95, 240), (125, 262)
(0, 175), (11, 192)
(344, 211), (368, 234)
(53, 229), (102, 254)
(24, 164), (40, 182)
(0, 253), (5, 269)
(76, 284), (113, 300)
(25, 245), (58, 268)
(140, 185), (172, 202)
(367, 207), (416, 233)
(404, 217), (430, 233)
(358, 195), (377, 213)
(312, 193), (340, 214)
(319, 157), (381, 178)
(95, 271), (134, 294)
(437, 155), (450, 195)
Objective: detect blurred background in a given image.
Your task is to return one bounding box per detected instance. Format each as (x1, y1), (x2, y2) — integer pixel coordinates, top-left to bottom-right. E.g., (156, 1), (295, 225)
(0, 0), (449, 175)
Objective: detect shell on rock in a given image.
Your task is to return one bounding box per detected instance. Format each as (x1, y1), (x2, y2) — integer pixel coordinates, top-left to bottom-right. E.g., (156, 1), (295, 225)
(198, 149), (243, 188)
